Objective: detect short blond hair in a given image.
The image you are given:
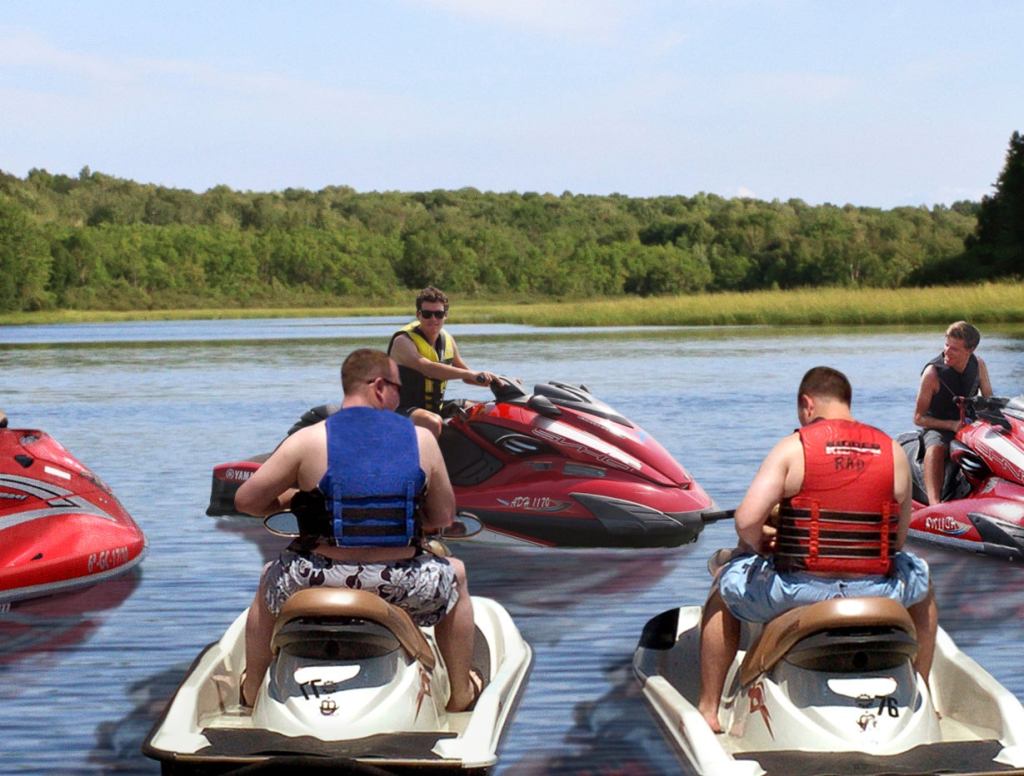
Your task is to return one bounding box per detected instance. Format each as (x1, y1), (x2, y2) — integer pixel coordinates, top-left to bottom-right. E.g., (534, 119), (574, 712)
(946, 321), (981, 350)
(341, 349), (394, 395)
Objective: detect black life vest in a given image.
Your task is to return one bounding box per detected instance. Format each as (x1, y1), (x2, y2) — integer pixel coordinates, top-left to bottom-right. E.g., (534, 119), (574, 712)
(923, 353), (980, 421)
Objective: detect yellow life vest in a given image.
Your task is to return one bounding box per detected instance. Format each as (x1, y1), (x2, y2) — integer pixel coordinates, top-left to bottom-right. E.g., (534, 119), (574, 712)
(388, 321), (455, 413)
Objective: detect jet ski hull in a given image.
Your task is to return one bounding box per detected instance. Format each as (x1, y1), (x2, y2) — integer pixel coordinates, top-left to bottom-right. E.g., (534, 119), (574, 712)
(1, 428), (147, 603)
(143, 592), (532, 774)
(908, 484), (1024, 561)
(900, 396), (1024, 561)
(634, 600), (1024, 775)
(207, 380), (716, 549)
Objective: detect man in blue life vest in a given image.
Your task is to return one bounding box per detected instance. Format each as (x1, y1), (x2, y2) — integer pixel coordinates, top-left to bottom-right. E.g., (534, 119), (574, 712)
(698, 367), (937, 733)
(913, 321), (993, 505)
(388, 286), (497, 437)
(234, 348), (481, 712)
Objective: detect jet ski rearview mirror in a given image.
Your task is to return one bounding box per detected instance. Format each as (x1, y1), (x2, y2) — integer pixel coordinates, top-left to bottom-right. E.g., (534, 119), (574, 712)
(265, 511), (301, 537)
(441, 513), (483, 539)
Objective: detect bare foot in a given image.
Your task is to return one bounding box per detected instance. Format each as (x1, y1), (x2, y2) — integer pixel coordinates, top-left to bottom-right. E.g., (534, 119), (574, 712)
(699, 705), (723, 733)
(447, 668), (483, 713)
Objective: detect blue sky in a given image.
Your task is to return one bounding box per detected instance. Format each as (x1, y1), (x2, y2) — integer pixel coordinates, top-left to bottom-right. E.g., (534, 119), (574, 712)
(2, 1), (1021, 207)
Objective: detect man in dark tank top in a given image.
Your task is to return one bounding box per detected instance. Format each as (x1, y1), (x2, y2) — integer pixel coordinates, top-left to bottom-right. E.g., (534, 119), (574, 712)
(913, 321), (993, 505)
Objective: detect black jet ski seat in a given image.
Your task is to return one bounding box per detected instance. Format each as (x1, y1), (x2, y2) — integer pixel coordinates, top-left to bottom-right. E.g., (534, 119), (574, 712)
(271, 587), (436, 670)
(738, 597), (918, 687)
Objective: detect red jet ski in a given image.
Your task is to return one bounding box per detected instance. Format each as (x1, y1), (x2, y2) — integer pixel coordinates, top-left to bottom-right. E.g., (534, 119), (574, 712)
(208, 379), (718, 548)
(0, 421), (147, 603)
(900, 394), (1024, 560)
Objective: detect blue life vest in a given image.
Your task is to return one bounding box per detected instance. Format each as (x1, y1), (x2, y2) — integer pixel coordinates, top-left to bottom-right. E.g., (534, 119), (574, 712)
(318, 407), (425, 547)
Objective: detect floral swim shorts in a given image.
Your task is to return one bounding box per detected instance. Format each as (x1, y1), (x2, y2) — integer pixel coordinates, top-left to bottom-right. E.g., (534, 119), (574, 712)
(261, 548), (458, 627)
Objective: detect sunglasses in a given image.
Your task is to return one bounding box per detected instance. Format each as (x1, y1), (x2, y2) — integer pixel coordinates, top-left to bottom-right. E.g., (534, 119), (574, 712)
(418, 309), (447, 319)
(368, 377), (402, 391)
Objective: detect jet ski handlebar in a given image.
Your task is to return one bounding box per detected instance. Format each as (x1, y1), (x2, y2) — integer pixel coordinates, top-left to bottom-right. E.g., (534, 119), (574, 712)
(957, 395), (1013, 430)
(263, 510), (484, 541)
(490, 375), (528, 401)
(701, 509), (735, 523)
(958, 395), (1009, 413)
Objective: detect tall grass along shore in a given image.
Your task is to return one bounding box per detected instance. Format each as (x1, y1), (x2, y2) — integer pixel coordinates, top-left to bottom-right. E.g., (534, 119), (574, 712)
(1, 282), (1020, 329)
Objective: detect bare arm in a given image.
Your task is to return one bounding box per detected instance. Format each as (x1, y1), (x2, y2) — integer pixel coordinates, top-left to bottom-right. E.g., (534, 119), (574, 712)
(734, 434), (800, 553)
(913, 368), (959, 433)
(451, 340), (497, 386)
(891, 439), (913, 548)
(978, 357), (993, 398)
(235, 439), (302, 516)
(390, 333), (481, 383)
(416, 427), (456, 533)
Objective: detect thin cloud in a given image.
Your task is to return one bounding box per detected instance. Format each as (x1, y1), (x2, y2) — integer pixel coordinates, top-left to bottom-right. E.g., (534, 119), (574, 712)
(410, 0), (625, 42)
(0, 27), (413, 126)
(0, 27), (131, 84)
(650, 29), (692, 55)
(737, 71), (859, 103)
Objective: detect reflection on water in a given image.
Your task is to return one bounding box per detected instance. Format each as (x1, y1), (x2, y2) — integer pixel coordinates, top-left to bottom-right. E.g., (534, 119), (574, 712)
(90, 667), (188, 774)
(0, 575), (140, 683)
(511, 659), (683, 776)
(0, 319), (1022, 773)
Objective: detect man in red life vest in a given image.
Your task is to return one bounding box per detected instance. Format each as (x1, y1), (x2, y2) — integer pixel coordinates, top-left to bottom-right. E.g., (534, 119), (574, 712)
(913, 321), (993, 505)
(698, 366), (937, 733)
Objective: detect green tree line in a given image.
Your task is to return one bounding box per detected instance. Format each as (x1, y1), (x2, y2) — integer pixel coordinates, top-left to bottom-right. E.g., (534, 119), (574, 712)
(1, 133), (1020, 313)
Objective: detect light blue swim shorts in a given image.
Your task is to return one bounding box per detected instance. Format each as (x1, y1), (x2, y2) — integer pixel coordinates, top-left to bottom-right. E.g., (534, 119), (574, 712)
(717, 551), (931, 623)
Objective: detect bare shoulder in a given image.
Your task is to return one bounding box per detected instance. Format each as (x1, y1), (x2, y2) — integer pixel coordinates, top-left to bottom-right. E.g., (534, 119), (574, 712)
(750, 432), (800, 482)
(291, 419), (325, 445)
(770, 432), (802, 461)
(415, 426), (443, 467)
(918, 365), (939, 388)
(390, 332), (417, 355)
(763, 431), (802, 486)
(890, 437), (911, 495)
(891, 437), (909, 468)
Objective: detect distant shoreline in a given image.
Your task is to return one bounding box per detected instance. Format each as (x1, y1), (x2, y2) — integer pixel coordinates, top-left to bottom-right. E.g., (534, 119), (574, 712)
(1, 282), (1021, 328)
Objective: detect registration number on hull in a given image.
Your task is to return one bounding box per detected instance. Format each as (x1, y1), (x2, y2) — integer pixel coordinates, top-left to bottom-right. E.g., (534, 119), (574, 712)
(88, 546), (130, 573)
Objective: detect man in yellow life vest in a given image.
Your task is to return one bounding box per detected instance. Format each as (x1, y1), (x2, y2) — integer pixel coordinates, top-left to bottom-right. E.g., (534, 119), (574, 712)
(387, 286), (497, 437)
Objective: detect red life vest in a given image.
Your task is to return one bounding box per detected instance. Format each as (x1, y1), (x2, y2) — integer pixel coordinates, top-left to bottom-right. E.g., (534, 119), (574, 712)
(775, 418), (899, 575)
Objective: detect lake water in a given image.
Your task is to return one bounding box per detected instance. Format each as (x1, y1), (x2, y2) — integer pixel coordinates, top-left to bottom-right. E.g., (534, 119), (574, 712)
(1, 317), (1023, 774)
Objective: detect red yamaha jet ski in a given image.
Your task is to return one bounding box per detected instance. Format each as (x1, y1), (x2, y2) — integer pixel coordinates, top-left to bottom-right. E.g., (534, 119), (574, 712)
(0, 420), (147, 603)
(208, 379), (717, 548)
(900, 394), (1024, 560)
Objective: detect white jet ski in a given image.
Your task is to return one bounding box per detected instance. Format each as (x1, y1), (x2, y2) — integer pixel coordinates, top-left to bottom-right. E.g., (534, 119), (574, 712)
(145, 588), (531, 774)
(634, 596), (1024, 776)
(144, 518), (532, 774)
